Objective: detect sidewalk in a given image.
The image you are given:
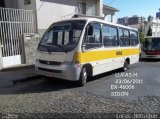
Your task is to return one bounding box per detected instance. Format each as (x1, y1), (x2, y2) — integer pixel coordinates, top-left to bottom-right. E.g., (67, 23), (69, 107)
(0, 64), (38, 87)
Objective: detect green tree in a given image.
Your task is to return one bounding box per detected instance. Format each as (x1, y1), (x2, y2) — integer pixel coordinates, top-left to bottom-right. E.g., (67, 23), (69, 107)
(147, 26), (152, 36)
(139, 31), (145, 43)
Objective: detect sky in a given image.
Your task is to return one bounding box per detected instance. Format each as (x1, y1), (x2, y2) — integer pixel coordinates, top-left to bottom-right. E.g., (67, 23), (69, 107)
(104, 0), (160, 19)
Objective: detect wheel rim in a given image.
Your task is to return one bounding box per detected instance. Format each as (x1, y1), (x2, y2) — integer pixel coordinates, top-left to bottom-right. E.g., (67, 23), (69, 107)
(124, 61), (129, 71)
(82, 69), (87, 83)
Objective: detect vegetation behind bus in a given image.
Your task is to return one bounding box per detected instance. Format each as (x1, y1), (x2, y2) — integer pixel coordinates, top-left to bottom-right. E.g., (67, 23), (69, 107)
(147, 26), (152, 36)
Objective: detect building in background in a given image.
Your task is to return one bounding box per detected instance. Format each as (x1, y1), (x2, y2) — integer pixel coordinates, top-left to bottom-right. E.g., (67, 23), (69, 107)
(151, 18), (160, 36)
(129, 18), (160, 37)
(150, 9), (160, 36)
(148, 15), (154, 22)
(156, 9), (160, 19)
(117, 15), (145, 26)
(117, 15), (149, 36)
(103, 4), (119, 22)
(35, 0), (104, 34)
(117, 17), (129, 25)
(128, 15), (145, 25)
(117, 9), (160, 39)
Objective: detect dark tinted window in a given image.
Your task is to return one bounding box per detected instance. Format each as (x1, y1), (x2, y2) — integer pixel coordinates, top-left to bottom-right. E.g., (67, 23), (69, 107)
(130, 31), (139, 46)
(144, 38), (160, 51)
(102, 25), (118, 47)
(119, 28), (130, 46)
(24, 0), (31, 5)
(83, 23), (102, 50)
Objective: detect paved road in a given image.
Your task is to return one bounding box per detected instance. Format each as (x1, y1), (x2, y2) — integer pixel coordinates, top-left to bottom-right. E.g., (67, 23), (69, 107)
(0, 59), (160, 118)
(1, 59), (160, 101)
(79, 59), (160, 101)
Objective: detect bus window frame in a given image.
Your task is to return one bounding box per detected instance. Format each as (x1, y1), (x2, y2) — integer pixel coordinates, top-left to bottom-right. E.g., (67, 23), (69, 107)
(129, 30), (139, 46)
(119, 28), (130, 47)
(82, 21), (103, 52)
(81, 21), (139, 52)
(102, 24), (119, 48)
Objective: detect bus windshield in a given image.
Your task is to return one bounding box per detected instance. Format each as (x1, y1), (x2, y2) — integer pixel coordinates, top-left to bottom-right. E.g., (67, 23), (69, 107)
(38, 20), (86, 53)
(144, 38), (160, 51)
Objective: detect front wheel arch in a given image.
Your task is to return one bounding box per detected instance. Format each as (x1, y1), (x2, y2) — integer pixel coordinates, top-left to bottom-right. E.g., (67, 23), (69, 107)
(82, 63), (93, 77)
(78, 67), (88, 86)
(77, 64), (93, 86)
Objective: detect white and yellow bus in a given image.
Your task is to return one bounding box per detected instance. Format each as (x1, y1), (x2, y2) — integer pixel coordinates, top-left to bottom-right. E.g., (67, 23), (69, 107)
(35, 17), (140, 86)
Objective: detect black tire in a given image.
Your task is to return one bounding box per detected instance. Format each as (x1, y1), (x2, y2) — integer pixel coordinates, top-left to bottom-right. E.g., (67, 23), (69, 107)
(122, 60), (129, 72)
(78, 67), (88, 86)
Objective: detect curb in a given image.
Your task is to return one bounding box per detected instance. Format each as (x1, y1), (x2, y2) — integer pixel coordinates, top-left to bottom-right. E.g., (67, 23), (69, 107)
(0, 64), (38, 87)
(1, 64), (35, 72)
(0, 75), (41, 87)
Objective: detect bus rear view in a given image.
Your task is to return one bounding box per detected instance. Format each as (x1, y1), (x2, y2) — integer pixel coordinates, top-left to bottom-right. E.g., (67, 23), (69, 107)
(142, 37), (160, 59)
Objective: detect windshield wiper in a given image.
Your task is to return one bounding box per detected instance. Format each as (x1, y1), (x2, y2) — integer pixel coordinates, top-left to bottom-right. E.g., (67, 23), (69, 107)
(55, 44), (68, 53)
(46, 46), (52, 54)
(40, 44), (52, 54)
(40, 44), (67, 53)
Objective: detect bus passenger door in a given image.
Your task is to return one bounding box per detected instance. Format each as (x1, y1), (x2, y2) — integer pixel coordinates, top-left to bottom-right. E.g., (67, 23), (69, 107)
(82, 22), (105, 75)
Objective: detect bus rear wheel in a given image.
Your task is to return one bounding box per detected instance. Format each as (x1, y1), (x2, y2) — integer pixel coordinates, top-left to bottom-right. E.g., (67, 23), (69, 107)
(122, 60), (129, 72)
(78, 67), (88, 86)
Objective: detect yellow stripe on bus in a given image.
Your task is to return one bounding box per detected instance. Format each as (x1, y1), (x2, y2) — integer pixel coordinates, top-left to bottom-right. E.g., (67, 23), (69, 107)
(74, 48), (140, 63)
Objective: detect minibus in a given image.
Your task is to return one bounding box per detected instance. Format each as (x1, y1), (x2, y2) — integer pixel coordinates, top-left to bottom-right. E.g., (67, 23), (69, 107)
(35, 17), (140, 86)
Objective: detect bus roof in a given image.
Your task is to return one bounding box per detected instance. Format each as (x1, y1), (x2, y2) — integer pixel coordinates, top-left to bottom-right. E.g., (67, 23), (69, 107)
(53, 17), (138, 31)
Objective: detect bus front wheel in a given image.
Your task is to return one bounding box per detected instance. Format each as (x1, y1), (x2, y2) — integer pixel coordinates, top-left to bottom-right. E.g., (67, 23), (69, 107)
(122, 60), (129, 72)
(78, 67), (88, 86)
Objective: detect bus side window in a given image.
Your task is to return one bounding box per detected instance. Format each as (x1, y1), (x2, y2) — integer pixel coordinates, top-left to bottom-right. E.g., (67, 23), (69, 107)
(130, 31), (139, 46)
(83, 23), (102, 50)
(102, 25), (118, 47)
(119, 28), (130, 47)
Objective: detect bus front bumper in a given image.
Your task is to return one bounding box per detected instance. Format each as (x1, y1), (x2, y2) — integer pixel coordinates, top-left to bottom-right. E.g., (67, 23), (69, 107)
(35, 61), (81, 81)
(141, 54), (160, 59)
(141, 51), (160, 59)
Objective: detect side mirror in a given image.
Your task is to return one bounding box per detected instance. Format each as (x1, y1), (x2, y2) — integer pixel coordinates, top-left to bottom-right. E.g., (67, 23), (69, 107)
(82, 44), (86, 51)
(88, 26), (94, 36)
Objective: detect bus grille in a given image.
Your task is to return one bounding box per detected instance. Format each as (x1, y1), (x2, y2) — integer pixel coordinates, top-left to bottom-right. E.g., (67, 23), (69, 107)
(38, 67), (62, 73)
(39, 60), (62, 65)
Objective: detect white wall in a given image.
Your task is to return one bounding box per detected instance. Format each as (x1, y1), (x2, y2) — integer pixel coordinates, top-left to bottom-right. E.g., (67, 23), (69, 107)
(4, 0), (18, 8)
(99, 0), (103, 17)
(17, 0), (37, 33)
(17, 0), (37, 10)
(152, 19), (160, 37)
(36, 0), (78, 31)
(4, 0), (102, 34)
(4, 0), (36, 10)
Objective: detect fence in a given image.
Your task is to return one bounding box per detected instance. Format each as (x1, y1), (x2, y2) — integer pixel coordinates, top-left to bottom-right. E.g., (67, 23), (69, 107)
(0, 7), (35, 67)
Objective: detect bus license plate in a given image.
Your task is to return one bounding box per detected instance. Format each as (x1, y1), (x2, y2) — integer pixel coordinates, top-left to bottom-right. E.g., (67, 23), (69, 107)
(47, 72), (54, 77)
